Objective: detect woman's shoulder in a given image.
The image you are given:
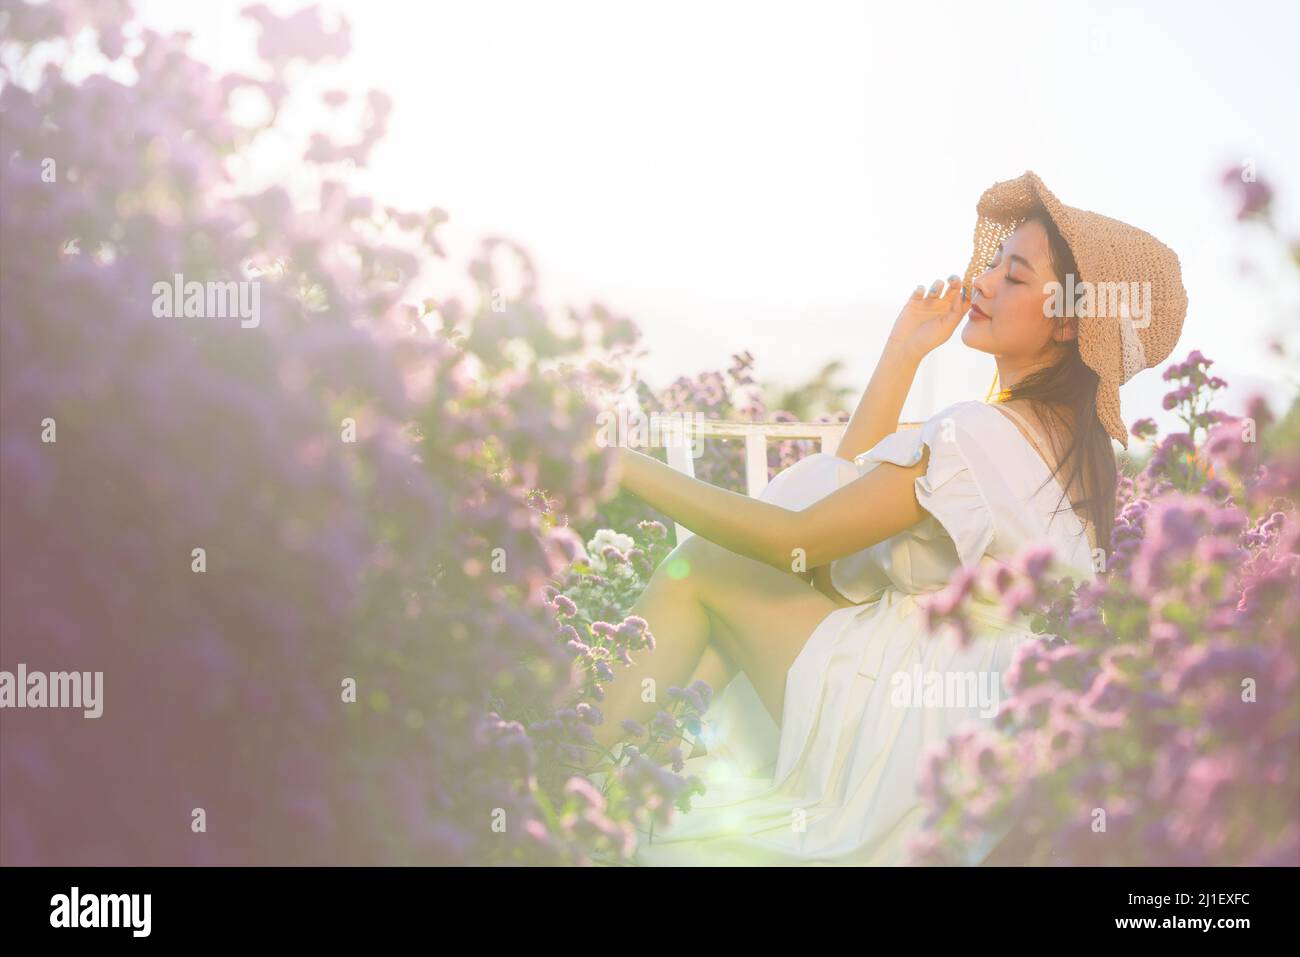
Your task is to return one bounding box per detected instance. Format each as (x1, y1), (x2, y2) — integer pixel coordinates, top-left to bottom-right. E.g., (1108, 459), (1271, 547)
(919, 399), (1000, 442)
(915, 399), (1043, 486)
(853, 401), (1004, 469)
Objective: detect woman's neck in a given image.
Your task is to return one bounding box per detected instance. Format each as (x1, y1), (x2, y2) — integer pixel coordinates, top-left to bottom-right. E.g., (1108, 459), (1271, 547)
(990, 353), (1079, 459)
(994, 353), (1058, 391)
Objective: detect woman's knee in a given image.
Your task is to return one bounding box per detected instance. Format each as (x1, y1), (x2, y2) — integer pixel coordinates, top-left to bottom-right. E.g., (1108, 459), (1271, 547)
(666, 540), (805, 608)
(638, 539), (707, 611)
(657, 533), (727, 586)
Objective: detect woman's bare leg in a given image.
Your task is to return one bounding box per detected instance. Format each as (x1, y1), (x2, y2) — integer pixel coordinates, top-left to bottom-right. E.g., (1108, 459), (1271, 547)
(593, 533), (841, 752)
(592, 533), (720, 754)
(685, 548), (844, 726)
(673, 617), (739, 758)
(687, 630), (738, 691)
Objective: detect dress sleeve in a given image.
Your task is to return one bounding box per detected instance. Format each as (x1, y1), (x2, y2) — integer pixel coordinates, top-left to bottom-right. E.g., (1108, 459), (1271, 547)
(850, 402), (997, 568)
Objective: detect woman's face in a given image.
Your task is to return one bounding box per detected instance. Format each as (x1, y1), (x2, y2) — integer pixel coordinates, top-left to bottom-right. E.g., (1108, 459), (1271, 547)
(961, 218), (1074, 360)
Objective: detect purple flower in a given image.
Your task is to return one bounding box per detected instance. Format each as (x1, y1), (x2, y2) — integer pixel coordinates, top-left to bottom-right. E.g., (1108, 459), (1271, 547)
(1220, 167), (1274, 220)
(637, 519), (668, 540)
(1130, 417), (1158, 440)
(651, 711), (678, 736)
(1018, 544), (1056, 580)
(669, 747), (685, 772)
(563, 776), (607, 812)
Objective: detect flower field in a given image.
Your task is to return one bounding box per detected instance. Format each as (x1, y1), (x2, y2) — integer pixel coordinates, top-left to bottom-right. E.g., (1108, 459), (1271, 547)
(1, 0), (1295, 866)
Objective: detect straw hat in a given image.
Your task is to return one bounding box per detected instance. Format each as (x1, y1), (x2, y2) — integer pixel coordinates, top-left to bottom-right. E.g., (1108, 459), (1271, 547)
(962, 171), (1188, 450)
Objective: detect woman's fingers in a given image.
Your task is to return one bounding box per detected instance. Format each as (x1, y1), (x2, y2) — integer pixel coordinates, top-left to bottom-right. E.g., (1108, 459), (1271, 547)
(913, 274), (963, 306)
(944, 274), (964, 308)
(945, 276), (968, 321)
(919, 274), (959, 333)
(923, 275), (967, 300)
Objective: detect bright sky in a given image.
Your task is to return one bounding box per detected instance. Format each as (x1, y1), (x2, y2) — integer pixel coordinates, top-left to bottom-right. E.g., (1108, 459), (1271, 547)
(135, 0), (1300, 426)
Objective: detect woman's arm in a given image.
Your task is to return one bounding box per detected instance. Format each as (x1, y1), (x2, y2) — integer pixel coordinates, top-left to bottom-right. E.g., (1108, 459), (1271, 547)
(835, 276), (967, 463)
(834, 339), (923, 463)
(615, 445), (931, 572)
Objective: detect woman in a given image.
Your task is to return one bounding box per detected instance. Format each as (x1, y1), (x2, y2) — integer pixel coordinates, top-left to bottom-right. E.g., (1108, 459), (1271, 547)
(600, 171), (1188, 865)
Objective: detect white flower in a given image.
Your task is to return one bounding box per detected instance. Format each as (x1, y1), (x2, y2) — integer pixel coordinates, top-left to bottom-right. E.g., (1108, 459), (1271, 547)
(586, 528), (634, 573)
(588, 528), (635, 554)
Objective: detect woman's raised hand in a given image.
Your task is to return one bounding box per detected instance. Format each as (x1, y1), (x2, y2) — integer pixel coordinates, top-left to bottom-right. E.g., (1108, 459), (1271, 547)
(886, 274), (967, 364)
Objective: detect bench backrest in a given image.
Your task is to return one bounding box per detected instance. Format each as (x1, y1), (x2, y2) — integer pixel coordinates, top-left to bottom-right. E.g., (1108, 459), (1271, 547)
(663, 421), (841, 545)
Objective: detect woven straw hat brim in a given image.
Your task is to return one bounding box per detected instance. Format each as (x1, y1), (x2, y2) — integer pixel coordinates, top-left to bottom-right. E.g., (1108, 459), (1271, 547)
(962, 172), (1188, 450)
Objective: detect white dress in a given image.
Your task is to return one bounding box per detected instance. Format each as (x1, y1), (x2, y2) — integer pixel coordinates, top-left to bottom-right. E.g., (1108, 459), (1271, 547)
(630, 399), (1097, 866)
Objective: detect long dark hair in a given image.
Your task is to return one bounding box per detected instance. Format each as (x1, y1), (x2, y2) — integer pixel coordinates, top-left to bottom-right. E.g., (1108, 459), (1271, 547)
(994, 206), (1117, 556)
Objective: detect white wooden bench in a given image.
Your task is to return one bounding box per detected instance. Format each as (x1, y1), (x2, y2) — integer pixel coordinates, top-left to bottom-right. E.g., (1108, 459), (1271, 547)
(662, 421), (848, 545)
